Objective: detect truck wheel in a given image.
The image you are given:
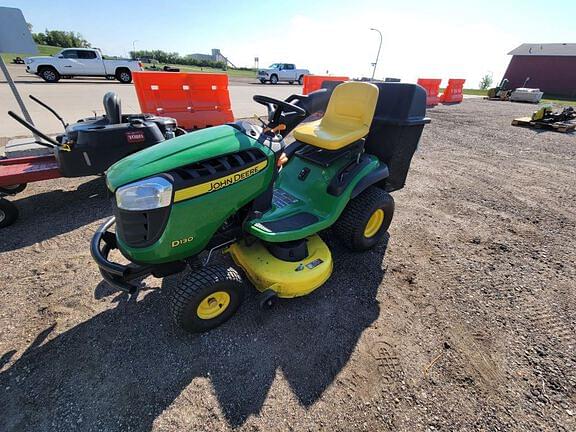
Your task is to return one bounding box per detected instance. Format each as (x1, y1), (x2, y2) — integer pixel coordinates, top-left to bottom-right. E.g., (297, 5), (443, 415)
(333, 186), (395, 251)
(0, 183), (27, 195)
(298, 75), (304, 85)
(116, 69), (132, 84)
(39, 67), (60, 83)
(259, 79), (266, 84)
(270, 74), (278, 85)
(171, 266), (245, 333)
(0, 199), (18, 229)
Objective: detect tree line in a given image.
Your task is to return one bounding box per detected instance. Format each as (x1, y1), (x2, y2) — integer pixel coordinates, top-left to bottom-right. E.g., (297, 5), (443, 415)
(129, 50), (226, 69)
(32, 29), (91, 48)
(26, 24), (252, 71)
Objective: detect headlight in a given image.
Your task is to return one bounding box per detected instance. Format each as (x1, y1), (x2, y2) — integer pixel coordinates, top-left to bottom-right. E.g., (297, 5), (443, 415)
(116, 177), (172, 211)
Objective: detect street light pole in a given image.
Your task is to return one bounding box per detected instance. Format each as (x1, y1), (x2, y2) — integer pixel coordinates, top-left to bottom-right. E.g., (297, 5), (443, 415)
(132, 40), (139, 58)
(370, 28), (382, 81)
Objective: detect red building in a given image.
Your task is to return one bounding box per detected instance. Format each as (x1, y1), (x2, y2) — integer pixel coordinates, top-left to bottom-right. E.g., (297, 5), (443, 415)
(502, 43), (576, 98)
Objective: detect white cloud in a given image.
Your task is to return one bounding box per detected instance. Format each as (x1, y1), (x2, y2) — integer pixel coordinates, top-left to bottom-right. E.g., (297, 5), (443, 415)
(221, 11), (518, 88)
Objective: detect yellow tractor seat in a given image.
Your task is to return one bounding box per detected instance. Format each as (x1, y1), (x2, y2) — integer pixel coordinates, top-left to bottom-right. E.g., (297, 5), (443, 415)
(293, 82), (379, 151)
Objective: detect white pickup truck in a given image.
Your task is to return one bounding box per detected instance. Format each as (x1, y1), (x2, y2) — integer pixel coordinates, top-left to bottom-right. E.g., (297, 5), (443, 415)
(257, 63), (310, 85)
(25, 48), (142, 83)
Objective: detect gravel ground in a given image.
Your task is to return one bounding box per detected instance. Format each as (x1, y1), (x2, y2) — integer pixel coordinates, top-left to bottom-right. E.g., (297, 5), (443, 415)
(1, 98), (575, 431)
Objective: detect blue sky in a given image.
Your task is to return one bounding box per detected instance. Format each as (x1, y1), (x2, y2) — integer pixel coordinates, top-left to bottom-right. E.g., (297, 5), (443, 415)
(5, 0), (576, 86)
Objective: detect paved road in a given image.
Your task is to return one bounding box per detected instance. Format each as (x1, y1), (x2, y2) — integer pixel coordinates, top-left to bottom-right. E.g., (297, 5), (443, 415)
(0, 64), (302, 138)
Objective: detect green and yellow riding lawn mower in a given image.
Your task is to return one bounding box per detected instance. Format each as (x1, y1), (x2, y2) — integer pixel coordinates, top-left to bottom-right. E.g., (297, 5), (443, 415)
(91, 81), (430, 333)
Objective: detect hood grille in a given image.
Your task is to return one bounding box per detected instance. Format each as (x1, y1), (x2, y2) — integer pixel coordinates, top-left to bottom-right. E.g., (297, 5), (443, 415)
(171, 148), (266, 185)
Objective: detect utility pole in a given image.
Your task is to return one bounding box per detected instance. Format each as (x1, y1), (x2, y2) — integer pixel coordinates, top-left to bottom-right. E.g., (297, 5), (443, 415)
(370, 28), (382, 81)
(132, 40), (138, 58)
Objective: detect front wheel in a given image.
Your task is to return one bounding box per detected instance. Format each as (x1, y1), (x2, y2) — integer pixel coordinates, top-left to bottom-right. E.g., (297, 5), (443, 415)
(39, 67), (60, 83)
(116, 69), (132, 84)
(333, 186), (395, 251)
(270, 74), (278, 85)
(0, 198), (19, 229)
(170, 266), (245, 333)
(0, 183), (27, 195)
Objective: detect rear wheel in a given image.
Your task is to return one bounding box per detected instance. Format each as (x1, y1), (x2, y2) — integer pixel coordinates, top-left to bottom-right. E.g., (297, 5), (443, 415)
(39, 67), (60, 83)
(0, 198), (18, 229)
(333, 186), (395, 251)
(116, 68), (132, 84)
(171, 266), (244, 333)
(270, 74), (278, 85)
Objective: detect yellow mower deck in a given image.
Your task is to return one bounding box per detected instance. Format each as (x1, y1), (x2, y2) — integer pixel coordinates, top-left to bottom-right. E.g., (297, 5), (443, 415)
(228, 235), (333, 298)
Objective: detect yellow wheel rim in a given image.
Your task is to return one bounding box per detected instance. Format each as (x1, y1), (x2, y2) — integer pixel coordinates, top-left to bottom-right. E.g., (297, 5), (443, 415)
(364, 209), (384, 238)
(196, 291), (231, 320)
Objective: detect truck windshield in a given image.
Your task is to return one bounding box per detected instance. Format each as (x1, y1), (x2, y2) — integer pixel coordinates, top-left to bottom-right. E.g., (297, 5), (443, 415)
(268, 64), (280, 69)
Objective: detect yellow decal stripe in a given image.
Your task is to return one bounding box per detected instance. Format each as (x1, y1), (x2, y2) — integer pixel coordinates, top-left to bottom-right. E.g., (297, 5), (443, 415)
(174, 160), (268, 202)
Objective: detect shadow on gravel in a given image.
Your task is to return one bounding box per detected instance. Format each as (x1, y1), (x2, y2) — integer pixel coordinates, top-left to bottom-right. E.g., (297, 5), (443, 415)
(0, 177), (110, 252)
(0, 237), (387, 430)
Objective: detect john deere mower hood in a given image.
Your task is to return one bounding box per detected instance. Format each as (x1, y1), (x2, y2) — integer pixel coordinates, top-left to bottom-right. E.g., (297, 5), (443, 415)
(106, 125), (257, 191)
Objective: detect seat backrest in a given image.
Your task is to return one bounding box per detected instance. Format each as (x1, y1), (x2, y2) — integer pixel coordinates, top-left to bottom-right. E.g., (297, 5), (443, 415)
(103, 92), (122, 124)
(322, 82), (379, 130)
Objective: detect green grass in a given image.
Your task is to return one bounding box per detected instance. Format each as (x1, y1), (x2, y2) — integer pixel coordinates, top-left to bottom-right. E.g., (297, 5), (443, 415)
(1, 44), (61, 63)
(462, 89), (488, 96)
(144, 63), (256, 78)
(538, 97), (576, 106)
(438, 88), (576, 106)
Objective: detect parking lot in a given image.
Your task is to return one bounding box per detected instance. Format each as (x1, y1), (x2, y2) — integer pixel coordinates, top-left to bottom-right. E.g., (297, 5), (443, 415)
(1, 90), (574, 431)
(0, 64), (302, 138)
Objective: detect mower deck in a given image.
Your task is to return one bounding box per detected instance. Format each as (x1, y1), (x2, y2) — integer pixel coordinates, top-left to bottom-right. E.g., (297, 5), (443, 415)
(228, 234), (333, 298)
(0, 154), (61, 187)
(511, 117), (576, 133)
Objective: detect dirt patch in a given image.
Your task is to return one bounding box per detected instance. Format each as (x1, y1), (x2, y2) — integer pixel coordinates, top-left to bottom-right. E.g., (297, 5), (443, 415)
(1, 99), (575, 431)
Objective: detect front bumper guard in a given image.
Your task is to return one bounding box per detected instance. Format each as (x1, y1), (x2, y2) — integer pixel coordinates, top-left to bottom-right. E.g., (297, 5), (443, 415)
(91, 217), (159, 294)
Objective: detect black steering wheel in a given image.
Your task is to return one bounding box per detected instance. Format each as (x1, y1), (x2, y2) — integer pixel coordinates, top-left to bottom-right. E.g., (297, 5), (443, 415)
(253, 95), (307, 128)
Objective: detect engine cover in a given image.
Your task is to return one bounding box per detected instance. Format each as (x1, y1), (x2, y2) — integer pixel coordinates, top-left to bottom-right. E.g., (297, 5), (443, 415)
(108, 125), (276, 264)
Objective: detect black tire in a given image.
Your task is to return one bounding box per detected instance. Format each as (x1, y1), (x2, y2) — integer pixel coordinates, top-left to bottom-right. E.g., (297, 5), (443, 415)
(333, 186), (395, 251)
(298, 75), (304, 85)
(39, 67), (60, 83)
(270, 74), (278, 85)
(175, 127), (187, 137)
(0, 198), (18, 229)
(0, 183), (27, 195)
(259, 79), (266, 84)
(116, 68), (132, 84)
(171, 266), (244, 333)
